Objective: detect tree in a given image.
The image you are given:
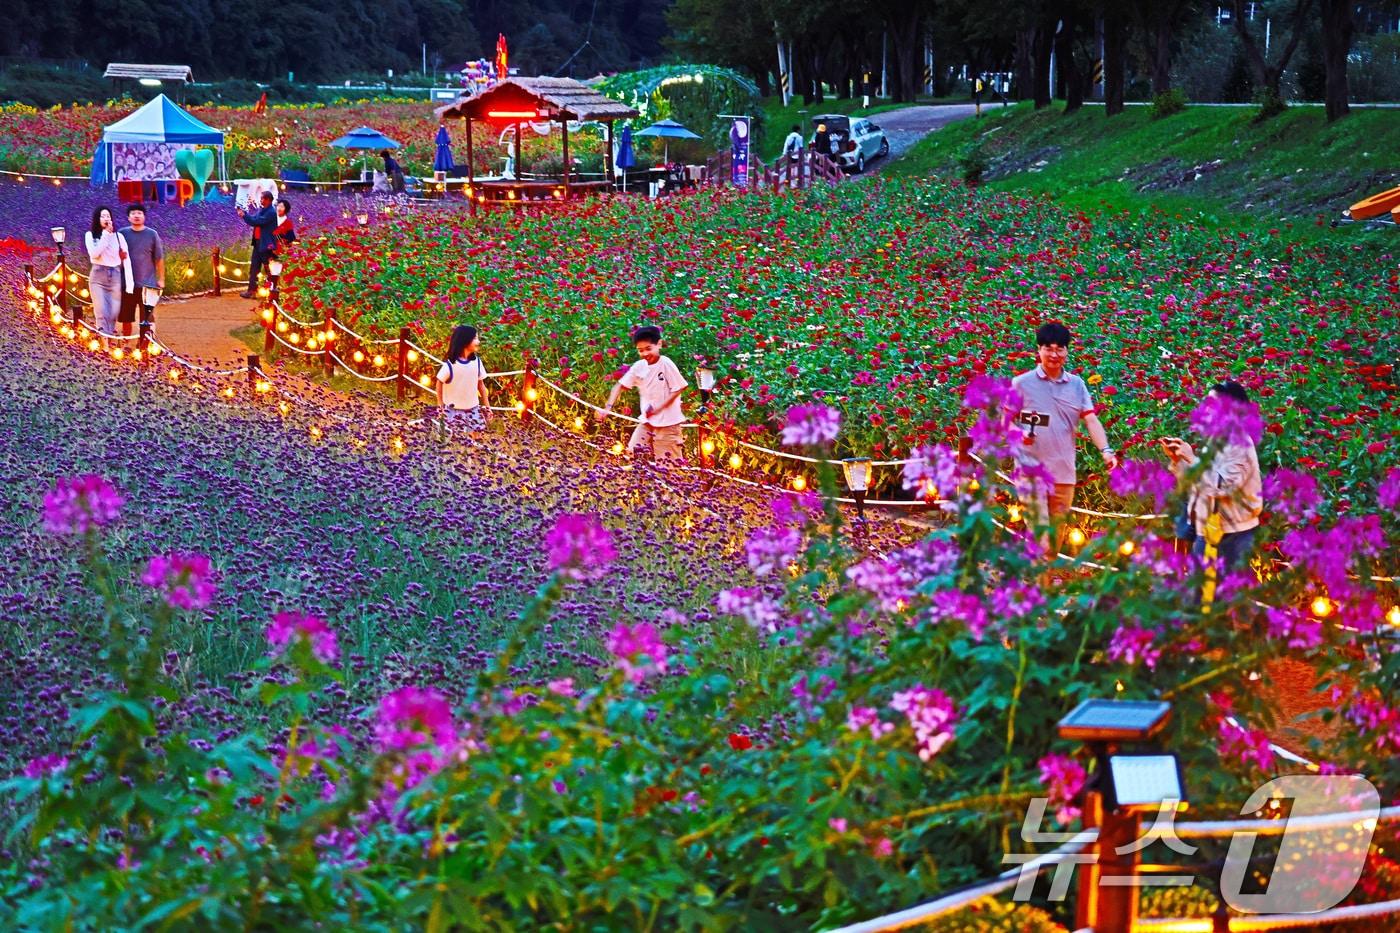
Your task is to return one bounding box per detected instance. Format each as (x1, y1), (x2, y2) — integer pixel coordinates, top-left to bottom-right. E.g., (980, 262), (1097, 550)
(1318, 0), (1354, 121)
(1231, 0), (1318, 112)
(1102, 8), (1127, 115)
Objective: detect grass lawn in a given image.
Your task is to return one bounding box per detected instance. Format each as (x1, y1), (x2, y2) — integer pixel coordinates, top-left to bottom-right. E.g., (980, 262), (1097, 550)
(888, 101), (1400, 237)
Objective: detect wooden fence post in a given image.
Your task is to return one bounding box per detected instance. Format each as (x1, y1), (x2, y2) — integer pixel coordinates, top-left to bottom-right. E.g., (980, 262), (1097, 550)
(247, 354), (260, 392)
(520, 367), (537, 422)
(212, 247), (221, 297)
(323, 306), (334, 378)
(396, 326), (409, 402)
(957, 435), (973, 467)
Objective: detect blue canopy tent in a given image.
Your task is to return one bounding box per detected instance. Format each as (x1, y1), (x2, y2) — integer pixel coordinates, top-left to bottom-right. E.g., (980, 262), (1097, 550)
(633, 118), (701, 166)
(95, 94), (225, 185)
(330, 126), (403, 178)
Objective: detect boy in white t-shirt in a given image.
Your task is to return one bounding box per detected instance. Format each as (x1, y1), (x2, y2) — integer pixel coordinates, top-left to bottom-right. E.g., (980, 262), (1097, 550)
(596, 325), (688, 461)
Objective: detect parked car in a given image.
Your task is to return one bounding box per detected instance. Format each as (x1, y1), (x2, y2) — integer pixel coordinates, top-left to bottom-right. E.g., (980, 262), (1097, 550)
(808, 114), (890, 174)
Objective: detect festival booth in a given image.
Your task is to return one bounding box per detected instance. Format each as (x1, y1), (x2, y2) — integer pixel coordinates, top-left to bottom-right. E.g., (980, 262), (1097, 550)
(93, 95), (226, 205)
(435, 77), (638, 210)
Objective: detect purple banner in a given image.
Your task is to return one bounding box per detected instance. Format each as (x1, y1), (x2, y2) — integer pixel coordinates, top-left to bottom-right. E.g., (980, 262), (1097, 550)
(729, 117), (750, 188)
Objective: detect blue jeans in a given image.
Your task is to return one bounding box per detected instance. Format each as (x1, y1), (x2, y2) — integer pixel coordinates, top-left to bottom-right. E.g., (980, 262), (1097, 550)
(1191, 527), (1257, 574)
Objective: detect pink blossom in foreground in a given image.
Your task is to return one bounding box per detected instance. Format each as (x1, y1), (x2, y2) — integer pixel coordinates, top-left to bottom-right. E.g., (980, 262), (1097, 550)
(1189, 394), (1263, 446)
(605, 621), (669, 684)
(375, 686), (457, 754)
(716, 586), (783, 632)
(780, 403), (841, 446)
(1379, 467), (1400, 511)
(41, 474), (123, 535)
(901, 443), (961, 495)
(745, 524), (802, 577)
(846, 557), (913, 612)
(140, 552), (217, 611)
(1264, 606), (1324, 651)
(22, 753), (68, 779)
(1263, 468), (1322, 523)
(846, 705), (894, 740)
(1037, 754), (1087, 825)
(266, 611), (340, 665)
(544, 513), (616, 581)
(1109, 459), (1177, 512)
(889, 684), (959, 762)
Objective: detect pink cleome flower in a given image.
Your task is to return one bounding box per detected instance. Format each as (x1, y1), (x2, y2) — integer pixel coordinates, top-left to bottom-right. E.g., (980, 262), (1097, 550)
(266, 611), (340, 665)
(605, 621), (670, 684)
(140, 552), (217, 611)
(22, 753), (69, 779)
(544, 513), (617, 581)
(1037, 753), (1087, 825)
(374, 686), (458, 755)
(41, 474), (123, 536)
(1189, 394), (1263, 446)
(780, 403), (841, 447)
(889, 684), (960, 762)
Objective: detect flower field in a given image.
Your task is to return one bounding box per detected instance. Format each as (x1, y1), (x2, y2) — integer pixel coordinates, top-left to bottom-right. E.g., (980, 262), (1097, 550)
(280, 179), (1399, 501)
(2, 168), (1400, 927)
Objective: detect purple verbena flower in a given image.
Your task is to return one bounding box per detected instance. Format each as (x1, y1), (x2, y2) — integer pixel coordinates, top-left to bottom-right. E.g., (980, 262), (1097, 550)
(374, 686), (457, 755)
(745, 524), (802, 576)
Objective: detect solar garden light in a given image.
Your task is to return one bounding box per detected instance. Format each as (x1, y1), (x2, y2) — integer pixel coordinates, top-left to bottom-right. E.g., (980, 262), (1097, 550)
(1057, 699), (1186, 933)
(356, 212), (370, 227)
(842, 457), (872, 529)
(696, 365), (716, 410)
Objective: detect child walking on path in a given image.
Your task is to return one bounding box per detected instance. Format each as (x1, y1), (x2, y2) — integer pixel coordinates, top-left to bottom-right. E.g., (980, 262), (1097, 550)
(596, 325), (688, 462)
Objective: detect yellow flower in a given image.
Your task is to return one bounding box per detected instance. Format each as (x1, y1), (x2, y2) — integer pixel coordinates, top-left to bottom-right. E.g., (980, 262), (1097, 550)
(1087, 374), (1103, 385)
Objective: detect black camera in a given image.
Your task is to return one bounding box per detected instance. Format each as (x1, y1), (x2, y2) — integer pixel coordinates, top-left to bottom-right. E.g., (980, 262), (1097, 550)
(1016, 411), (1050, 428)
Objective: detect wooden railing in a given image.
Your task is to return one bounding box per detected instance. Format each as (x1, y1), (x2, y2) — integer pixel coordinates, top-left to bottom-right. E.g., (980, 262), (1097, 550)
(703, 148), (844, 191)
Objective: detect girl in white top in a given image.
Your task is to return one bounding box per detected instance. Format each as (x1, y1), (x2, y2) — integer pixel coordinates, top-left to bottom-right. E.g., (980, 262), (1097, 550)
(435, 324), (491, 434)
(83, 205), (133, 345)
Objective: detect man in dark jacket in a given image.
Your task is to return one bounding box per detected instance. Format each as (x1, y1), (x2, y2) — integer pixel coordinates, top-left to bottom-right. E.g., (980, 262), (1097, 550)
(236, 191), (278, 298)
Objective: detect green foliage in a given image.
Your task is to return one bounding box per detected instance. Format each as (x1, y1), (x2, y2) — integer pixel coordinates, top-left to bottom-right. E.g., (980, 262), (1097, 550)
(1151, 88), (1189, 119)
(599, 65), (764, 157)
(956, 143), (990, 183)
(1253, 87), (1289, 122)
(0, 65), (110, 109)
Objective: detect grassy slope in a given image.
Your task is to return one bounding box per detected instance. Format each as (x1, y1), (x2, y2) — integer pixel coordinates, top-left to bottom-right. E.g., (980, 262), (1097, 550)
(887, 102), (1400, 232)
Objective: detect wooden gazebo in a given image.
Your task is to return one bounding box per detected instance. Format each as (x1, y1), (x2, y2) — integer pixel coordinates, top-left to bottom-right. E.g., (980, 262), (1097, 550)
(434, 77), (638, 206)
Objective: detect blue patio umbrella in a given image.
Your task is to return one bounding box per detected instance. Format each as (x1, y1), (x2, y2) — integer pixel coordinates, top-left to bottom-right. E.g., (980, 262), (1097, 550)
(633, 118), (701, 165)
(616, 125), (636, 190)
(433, 124), (456, 174)
(330, 126), (403, 175)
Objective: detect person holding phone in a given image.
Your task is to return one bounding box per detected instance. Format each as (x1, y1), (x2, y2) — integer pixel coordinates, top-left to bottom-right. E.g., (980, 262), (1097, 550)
(1161, 381), (1262, 572)
(83, 205), (132, 348)
(1011, 322), (1117, 554)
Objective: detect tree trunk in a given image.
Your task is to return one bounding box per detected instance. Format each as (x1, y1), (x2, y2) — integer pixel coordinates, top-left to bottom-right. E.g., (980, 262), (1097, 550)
(1319, 0), (1353, 121)
(1014, 29), (1035, 100)
(1104, 13), (1126, 116)
(1058, 13), (1085, 113)
(1032, 22), (1054, 108)
(1152, 15), (1172, 95)
(1232, 0), (1317, 104)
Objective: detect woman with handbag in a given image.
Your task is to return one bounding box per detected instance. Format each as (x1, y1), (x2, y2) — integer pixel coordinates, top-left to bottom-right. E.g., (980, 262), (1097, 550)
(268, 198), (297, 295)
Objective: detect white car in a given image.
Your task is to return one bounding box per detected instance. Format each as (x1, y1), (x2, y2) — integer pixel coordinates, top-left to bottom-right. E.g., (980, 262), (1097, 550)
(809, 114), (890, 174)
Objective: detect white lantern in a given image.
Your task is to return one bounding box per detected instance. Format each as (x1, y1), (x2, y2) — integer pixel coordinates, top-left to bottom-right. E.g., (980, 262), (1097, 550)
(50, 226), (66, 245)
(841, 457), (871, 493)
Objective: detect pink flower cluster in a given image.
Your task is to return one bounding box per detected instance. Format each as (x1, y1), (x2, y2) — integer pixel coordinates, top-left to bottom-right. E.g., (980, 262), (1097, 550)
(266, 611), (340, 665)
(901, 443), (961, 496)
(1263, 606), (1324, 651)
(374, 686), (458, 755)
(544, 513), (617, 581)
(780, 403), (841, 447)
(889, 684), (959, 762)
(1106, 625), (1162, 670)
(745, 524), (802, 577)
(1108, 459), (1178, 512)
(605, 621), (669, 684)
(1037, 753), (1087, 825)
(716, 586), (783, 632)
(23, 753), (69, 779)
(41, 474), (123, 536)
(846, 557), (913, 613)
(140, 552), (217, 611)
(1189, 394), (1263, 446)
(1263, 468), (1322, 522)
(846, 705), (894, 740)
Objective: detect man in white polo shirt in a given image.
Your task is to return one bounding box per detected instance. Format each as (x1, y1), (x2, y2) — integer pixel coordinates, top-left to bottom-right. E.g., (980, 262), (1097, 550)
(1011, 322), (1117, 551)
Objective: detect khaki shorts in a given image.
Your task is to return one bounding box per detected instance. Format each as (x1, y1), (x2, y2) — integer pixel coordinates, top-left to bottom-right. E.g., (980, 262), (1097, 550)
(628, 422), (683, 461)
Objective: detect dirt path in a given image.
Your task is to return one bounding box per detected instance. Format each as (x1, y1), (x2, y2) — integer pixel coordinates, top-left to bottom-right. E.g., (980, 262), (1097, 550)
(154, 292), (257, 366)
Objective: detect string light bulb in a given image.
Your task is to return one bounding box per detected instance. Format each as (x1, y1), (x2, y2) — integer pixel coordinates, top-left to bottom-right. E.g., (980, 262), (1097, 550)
(700, 438), (715, 455)
(147, 343), (161, 356)
(1007, 503), (1023, 523)
(418, 374), (432, 387)
(524, 387), (539, 402)
(1118, 540), (1136, 556)
(255, 379), (271, 393)
(309, 425), (323, 440)
(277, 321), (289, 333)
(220, 386), (235, 398)
(111, 348), (124, 361)
(1387, 606), (1400, 627)
(611, 441), (625, 456)
(261, 308), (274, 323)
(130, 349), (142, 362)
(278, 401), (290, 415)
(87, 338), (100, 351)
(573, 416), (584, 430)
(406, 350), (419, 363)
(1311, 596), (1335, 619)
(792, 476), (807, 492)
(372, 354), (385, 367)
(168, 368), (181, 381)
(728, 452), (742, 470)
(352, 350), (365, 364)
(183, 267), (194, 278)
(391, 436), (405, 452)
(1067, 527), (1087, 547)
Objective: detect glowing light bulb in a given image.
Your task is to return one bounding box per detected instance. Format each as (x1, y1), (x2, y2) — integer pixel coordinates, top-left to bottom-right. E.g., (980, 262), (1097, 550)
(168, 369), (181, 381)
(352, 350), (365, 363)
(728, 453), (742, 470)
(309, 426), (323, 440)
(278, 401), (290, 415)
(968, 478), (980, 491)
(391, 436), (405, 452)
(1007, 504), (1023, 523)
(255, 380), (271, 393)
(130, 349), (142, 362)
(700, 438), (716, 455)
(418, 374), (431, 387)
(277, 321), (289, 333)
(1067, 527), (1087, 547)
(792, 476), (807, 492)
(261, 308), (274, 323)
(147, 343), (161, 356)
(573, 416), (584, 430)
(80, 288), (90, 299)
(111, 348), (124, 361)
(289, 332), (301, 344)
(611, 441), (625, 456)
(1311, 596), (1335, 619)
(524, 387), (539, 402)
(218, 264), (227, 273)
(372, 354), (385, 367)
(323, 330), (335, 341)
(1388, 606), (1400, 627)
(406, 350), (419, 363)
(1118, 540), (1136, 556)
(184, 268), (195, 278)
(87, 338), (100, 351)
(220, 386), (235, 398)
(514, 400), (526, 413)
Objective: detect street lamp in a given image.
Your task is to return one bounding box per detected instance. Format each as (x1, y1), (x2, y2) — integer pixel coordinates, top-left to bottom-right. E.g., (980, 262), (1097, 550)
(50, 227), (69, 316)
(842, 457), (871, 530)
(1057, 699), (1185, 933)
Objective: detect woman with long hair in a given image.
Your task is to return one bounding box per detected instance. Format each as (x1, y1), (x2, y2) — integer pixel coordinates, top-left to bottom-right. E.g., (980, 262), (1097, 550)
(435, 324), (490, 435)
(83, 205), (132, 348)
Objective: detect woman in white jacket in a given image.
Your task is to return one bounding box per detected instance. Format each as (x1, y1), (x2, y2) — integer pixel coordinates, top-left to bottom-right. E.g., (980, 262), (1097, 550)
(83, 206), (133, 347)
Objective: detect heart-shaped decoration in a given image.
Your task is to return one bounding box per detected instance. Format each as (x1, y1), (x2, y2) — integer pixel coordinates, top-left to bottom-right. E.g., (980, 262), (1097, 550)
(175, 148), (216, 203)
